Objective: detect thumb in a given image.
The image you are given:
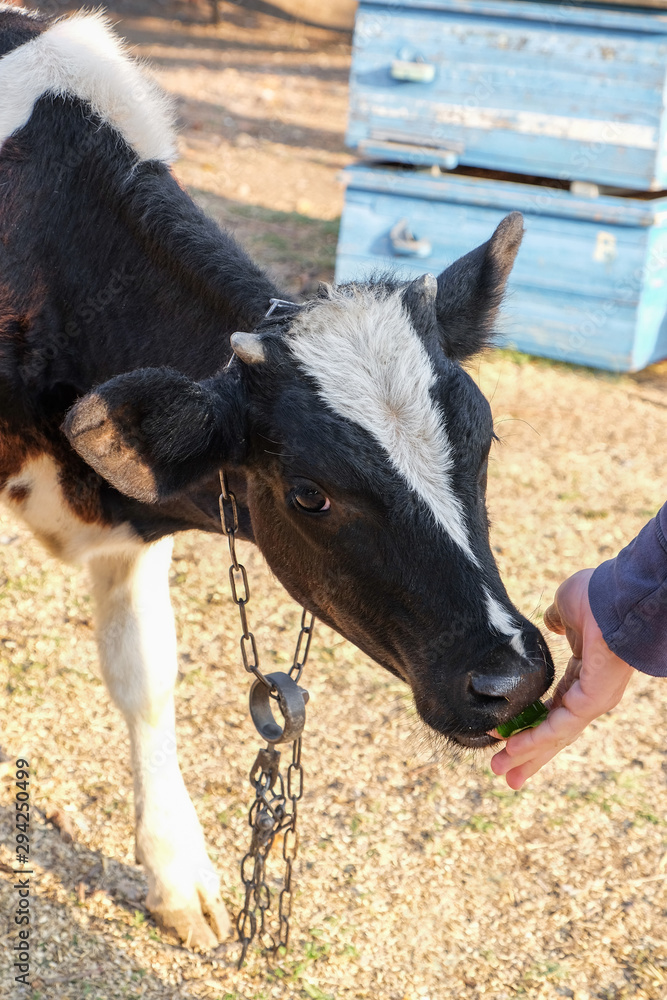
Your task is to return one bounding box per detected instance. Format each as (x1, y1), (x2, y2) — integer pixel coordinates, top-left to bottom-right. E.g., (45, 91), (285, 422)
(543, 602), (565, 635)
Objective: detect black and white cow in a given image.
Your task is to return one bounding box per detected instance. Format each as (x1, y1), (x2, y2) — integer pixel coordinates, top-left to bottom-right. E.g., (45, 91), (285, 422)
(0, 7), (554, 949)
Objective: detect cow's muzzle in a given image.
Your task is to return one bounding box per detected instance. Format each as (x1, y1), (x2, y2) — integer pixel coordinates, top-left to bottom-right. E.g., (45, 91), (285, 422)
(415, 621), (554, 747)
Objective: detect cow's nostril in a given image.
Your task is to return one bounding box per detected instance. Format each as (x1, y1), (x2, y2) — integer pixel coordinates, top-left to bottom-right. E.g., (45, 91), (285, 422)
(469, 672), (522, 700)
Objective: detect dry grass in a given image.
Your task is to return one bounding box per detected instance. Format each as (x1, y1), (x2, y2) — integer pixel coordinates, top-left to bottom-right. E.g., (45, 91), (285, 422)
(1, 5), (667, 999)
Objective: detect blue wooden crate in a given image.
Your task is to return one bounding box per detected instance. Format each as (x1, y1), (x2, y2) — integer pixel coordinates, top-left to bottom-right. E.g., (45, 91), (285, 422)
(335, 165), (667, 371)
(347, 0), (667, 190)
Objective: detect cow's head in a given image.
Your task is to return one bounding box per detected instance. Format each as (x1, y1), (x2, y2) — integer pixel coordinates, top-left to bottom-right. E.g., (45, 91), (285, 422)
(64, 212), (553, 748)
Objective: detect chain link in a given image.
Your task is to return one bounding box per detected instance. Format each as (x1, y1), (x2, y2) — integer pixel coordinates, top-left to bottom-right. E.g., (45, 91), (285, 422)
(219, 471), (314, 967)
(219, 472), (274, 691)
(289, 608), (315, 685)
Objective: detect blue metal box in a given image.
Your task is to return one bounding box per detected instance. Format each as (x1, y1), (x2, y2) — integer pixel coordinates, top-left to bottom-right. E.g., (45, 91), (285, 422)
(335, 165), (667, 371)
(348, 0), (667, 190)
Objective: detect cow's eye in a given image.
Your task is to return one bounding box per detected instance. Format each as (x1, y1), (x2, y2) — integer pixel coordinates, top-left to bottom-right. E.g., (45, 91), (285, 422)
(292, 486), (330, 513)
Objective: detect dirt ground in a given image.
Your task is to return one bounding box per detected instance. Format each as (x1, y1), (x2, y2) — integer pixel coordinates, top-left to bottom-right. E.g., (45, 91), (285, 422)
(1, 4), (667, 1000)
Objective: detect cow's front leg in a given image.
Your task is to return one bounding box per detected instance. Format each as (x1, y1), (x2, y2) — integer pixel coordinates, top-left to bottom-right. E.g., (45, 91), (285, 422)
(89, 537), (231, 950)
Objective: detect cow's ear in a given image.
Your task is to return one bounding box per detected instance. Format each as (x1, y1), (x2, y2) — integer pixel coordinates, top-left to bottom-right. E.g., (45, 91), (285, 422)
(435, 212), (524, 361)
(63, 367), (247, 503)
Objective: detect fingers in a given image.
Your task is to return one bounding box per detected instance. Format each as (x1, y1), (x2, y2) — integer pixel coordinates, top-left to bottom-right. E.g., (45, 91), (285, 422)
(543, 602), (564, 634)
(490, 701), (588, 787)
(549, 656), (581, 711)
(491, 569), (633, 791)
(566, 626), (584, 660)
(501, 748), (565, 790)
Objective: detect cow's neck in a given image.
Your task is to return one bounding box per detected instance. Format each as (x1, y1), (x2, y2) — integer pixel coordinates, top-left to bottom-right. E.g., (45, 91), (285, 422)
(3, 93), (281, 395)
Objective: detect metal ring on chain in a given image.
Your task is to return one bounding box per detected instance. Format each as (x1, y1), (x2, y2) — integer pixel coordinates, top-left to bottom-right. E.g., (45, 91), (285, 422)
(249, 671), (309, 744)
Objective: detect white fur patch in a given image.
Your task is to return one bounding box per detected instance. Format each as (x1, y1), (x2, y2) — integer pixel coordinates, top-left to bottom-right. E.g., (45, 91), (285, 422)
(1, 454), (137, 564)
(485, 589), (526, 657)
(288, 287), (477, 562)
(0, 11), (176, 161)
(89, 537), (226, 940)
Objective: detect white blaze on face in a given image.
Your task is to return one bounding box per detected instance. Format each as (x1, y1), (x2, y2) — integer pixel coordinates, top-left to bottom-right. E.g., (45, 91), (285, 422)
(484, 589), (526, 658)
(288, 286), (477, 562)
(288, 286), (527, 653)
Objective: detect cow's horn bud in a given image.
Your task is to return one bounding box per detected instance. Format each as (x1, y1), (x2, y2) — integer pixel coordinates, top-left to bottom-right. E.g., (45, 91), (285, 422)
(231, 332), (266, 365)
(410, 273), (438, 300)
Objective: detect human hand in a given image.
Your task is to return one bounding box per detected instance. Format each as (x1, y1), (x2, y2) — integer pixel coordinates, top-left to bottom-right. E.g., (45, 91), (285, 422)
(490, 568), (636, 789)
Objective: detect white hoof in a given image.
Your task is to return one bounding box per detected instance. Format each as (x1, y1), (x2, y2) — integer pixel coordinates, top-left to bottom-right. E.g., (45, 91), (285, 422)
(146, 876), (233, 950)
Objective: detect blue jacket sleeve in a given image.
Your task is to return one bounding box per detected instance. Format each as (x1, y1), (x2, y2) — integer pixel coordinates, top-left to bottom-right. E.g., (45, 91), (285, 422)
(588, 504), (667, 677)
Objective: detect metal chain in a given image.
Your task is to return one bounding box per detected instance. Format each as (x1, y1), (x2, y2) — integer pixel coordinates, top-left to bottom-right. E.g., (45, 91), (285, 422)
(289, 607), (315, 686)
(219, 471), (314, 967)
(219, 472), (270, 690)
(279, 735), (303, 948)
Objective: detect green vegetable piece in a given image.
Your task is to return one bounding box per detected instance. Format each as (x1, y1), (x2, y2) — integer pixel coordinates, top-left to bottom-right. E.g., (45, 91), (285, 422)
(496, 699), (548, 739)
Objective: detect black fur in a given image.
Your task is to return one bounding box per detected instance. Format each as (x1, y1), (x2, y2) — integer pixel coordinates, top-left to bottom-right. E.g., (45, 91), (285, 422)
(435, 212), (524, 360)
(0, 7), (47, 57)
